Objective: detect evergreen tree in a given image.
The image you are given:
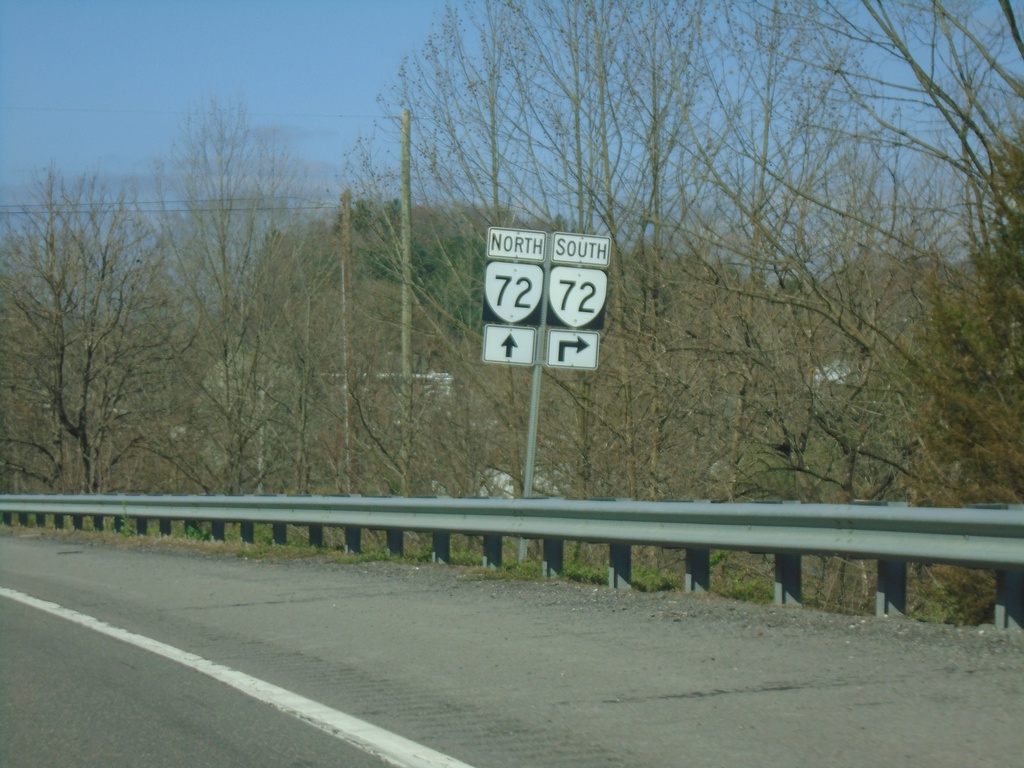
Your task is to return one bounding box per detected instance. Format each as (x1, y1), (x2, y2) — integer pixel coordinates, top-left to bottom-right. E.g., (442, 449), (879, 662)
(915, 136), (1024, 504)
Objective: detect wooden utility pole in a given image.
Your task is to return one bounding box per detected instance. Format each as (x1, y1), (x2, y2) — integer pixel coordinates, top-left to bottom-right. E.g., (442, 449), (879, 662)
(400, 109), (413, 496)
(340, 188), (353, 493)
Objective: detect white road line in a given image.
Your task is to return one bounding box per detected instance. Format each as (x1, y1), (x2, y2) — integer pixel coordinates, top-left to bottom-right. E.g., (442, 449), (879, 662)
(0, 586), (477, 768)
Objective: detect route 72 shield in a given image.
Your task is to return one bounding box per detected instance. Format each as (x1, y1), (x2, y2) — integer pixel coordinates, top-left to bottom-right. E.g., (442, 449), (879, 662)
(546, 266), (607, 329)
(482, 261), (544, 325)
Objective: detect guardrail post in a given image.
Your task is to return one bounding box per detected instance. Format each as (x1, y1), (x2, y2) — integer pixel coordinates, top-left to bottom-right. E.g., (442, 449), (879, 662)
(240, 522), (254, 543)
(386, 530), (404, 556)
(969, 504), (1023, 630)
(543, 539), (564, 578)
(273, 523), (287, 546)
(1, 511), (11, 526)
(685, 548), (710, 592)
(482, 535), (502, 568)
(19, 512), (28, 526)
(159, 518), (172, 536)
(73, 515), (84, 531)
(211, 521), (226, 541)
(308, 524), (324, 548)
(609, 543), (632, 589)
(54, 513), (65, 530)
(754, 501), (802, 605)
(774, 554), (801, 605)
(850, 502), (908, 616)
(345, 527), (362, 554)
(35, 513), (47, 528)
(995, 570), (1023, 630)
(92, 515), (104, 531)
(875, 560), (907, 616)
(432, 532), (450, 564)
(136, 517), (148, 536)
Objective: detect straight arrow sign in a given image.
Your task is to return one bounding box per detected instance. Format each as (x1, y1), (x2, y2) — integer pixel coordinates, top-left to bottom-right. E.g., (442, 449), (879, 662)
(482, 325), (536, 366)
(501, 333), (519, 357)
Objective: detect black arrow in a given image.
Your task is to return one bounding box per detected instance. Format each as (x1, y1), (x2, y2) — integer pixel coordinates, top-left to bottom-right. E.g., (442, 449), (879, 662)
(558, 335), (589, 362)
(501, 333), (518, 358)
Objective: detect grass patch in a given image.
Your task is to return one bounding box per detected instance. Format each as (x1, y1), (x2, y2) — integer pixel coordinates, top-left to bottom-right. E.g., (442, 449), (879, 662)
(710, 550), (774, 604)
(467, 557), (543, 581)
(562, 559), (606, 585)
(184, 522), (212, 542)
(445, 547), (482, 567)
(632, 565), (682, 592)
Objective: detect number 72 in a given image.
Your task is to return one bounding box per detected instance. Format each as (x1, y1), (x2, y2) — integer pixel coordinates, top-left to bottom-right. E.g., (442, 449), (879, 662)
(554, 278), (598, 313)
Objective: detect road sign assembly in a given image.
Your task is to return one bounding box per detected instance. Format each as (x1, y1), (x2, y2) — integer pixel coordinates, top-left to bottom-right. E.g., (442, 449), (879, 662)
(481, 226), (609, 370)
(480, 226), (611, 527)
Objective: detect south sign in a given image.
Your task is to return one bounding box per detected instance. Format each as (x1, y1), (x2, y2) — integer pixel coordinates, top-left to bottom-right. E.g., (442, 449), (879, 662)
(551, 232), (611, 268)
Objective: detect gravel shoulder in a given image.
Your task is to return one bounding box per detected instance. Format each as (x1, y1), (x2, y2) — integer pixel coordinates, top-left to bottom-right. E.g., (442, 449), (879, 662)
(5, 526), (1020, 654)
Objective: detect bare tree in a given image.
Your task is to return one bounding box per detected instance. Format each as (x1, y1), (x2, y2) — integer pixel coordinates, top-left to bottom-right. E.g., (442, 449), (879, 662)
(0, 169), (172, 492)
(258, 220), (346, 494)
(155, 98), (307, 493)
(384, 0), (715, 500)
(820, 0), (1024, 235)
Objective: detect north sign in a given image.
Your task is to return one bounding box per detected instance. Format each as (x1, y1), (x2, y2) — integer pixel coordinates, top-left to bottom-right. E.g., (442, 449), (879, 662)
(551, 232), (611, 268)
(483, 261), (544, 325)
(547, 266), (607, 329)
(486, 226), (546, 262)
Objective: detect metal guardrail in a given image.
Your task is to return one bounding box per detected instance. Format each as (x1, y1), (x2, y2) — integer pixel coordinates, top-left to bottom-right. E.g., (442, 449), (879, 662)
(1, 494), (1022, 629)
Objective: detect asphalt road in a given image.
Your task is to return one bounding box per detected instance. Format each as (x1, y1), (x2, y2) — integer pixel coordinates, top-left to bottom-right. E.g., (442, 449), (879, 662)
(1, 531), (1022, 768)
(1, 598), (397, 768)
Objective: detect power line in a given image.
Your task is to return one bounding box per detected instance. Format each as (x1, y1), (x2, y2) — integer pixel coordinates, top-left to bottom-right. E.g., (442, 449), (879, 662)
(2, 105), (392, 120)
(0, 198), (342, 217)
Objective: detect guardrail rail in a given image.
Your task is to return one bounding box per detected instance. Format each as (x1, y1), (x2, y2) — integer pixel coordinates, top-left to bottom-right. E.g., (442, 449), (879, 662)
(1, 494), (1021, 629)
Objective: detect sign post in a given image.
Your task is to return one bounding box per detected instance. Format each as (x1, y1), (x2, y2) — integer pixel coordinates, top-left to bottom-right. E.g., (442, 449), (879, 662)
(480, 227), (611, 564)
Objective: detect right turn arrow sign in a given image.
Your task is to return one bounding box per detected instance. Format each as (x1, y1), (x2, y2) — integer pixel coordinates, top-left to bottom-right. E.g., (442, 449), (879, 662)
(556, 334), (589, 361)
(546, 330), (599, 369)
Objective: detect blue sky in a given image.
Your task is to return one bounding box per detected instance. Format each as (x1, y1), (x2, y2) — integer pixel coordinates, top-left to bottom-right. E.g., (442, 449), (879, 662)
(0, 0), (450, 203)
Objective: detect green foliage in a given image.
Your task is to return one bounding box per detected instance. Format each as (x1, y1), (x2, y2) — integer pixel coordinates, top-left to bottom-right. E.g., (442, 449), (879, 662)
(445, 545), (484, 567)
(184, 522), (212, 542)
(716, 575), (774, 604)
(412, 233), (487, 332)
(470, 558), (543, 581)
(914, 134), (1024, 504)
(562, 559), (606, 585)
(631, 565), (681, 593)
(329, 547), (395, 563)
(250, 524), (275, 547)
(910, 566), (996, 626)
(710, 551), (774, 604)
